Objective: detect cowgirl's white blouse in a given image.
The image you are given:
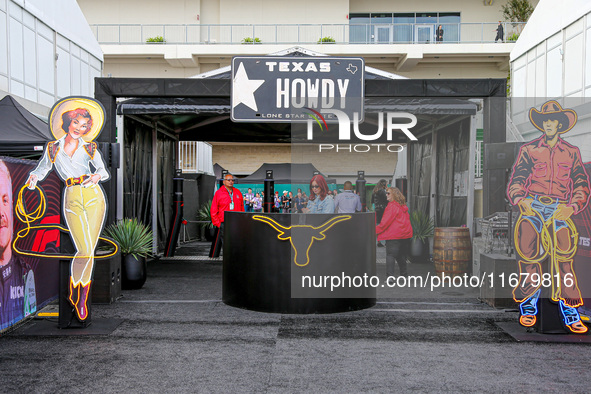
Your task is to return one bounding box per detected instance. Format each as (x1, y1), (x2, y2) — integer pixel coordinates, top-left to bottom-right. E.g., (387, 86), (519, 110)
(31, 136), (110, 182)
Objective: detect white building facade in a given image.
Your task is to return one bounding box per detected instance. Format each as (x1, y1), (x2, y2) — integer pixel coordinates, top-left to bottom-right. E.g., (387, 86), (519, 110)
(78, 0), (526, 80)
(510, 0), (591, 161)
(1, 0), (102, 117)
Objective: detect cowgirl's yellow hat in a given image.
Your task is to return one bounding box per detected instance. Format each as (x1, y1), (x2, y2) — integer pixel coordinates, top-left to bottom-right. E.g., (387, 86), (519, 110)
(49, 96), (105, 142)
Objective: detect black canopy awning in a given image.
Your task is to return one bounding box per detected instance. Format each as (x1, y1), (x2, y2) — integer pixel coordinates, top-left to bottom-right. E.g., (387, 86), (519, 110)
(116, 96), (477, 143)
(0, 95), (51, 154)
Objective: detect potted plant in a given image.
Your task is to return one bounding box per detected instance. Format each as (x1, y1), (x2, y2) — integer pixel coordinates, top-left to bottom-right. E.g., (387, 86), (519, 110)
(317, 36), (336, 44)
(104, 218), (153, 289)
(242, 37), (261, 44)
(409, 211), (434, 261)
(197, 200), (216, 241)
(146, 36), (165, 43)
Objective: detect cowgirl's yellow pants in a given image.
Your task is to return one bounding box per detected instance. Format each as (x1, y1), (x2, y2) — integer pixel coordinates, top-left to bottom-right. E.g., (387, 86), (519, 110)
(64, 184), (106, 285)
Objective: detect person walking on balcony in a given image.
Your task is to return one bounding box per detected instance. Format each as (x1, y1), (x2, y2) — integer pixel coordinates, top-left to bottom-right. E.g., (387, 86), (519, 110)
(495, 21), (504, 42)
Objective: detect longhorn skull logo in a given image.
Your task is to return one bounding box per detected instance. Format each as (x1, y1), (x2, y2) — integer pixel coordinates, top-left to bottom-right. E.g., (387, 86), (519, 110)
(252, 215), (351, 267)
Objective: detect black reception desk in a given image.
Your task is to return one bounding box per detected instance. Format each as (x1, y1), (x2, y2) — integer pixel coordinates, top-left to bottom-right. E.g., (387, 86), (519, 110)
(222, 212), (377, 314)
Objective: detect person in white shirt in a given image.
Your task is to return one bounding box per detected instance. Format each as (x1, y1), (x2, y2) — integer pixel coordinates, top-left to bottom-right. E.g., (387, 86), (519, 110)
(27, 98), (109, 321)
(334, 181), (362, 214)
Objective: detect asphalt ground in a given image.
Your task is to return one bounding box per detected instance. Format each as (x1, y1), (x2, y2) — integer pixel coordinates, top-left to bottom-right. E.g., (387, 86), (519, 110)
(1, 241), (590, 393)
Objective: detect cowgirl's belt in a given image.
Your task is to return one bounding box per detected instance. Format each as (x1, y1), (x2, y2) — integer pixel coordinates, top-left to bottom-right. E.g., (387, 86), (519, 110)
(65, 175), (90, 187)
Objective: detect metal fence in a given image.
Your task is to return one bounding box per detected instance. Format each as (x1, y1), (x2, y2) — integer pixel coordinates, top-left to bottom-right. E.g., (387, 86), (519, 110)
(475, 141), (483, 179)
(90, 22), (526, 45)
(178, 141), (214, 175)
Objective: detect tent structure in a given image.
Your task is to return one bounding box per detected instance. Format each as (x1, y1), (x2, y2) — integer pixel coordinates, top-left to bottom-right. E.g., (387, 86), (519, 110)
(236, 163), (336, 184)
(213, 163), (228, 180)
(94, 48), (507, 242)
(0, 95), (51, 155)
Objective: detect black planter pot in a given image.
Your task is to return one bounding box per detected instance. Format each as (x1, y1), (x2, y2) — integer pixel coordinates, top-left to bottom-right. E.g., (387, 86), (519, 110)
(410, 238), (430, 263)
(122, 254), (147, 290)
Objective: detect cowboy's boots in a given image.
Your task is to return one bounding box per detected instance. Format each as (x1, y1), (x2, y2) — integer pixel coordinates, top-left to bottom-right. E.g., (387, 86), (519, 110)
(559, 300), (588, 334)
(519, 289), (540, 327)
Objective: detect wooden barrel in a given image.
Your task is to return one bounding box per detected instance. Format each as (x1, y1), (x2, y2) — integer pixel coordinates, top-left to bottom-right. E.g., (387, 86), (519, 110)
(433, 227), (472, 278)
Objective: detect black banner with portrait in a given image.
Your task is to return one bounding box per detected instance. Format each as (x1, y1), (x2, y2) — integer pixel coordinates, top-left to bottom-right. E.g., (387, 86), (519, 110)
(0, 156), (61, 332)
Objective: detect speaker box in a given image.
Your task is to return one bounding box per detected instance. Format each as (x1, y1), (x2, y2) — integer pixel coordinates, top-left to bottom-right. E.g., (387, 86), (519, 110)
(92, 253), (121, 304)
(484, 142), (522, 170)
(479, 252), (518, 309)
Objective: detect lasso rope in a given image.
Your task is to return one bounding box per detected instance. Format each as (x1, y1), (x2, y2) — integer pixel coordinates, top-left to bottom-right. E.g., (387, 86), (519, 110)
(514, 202), (578, 302)
(12, 184), (118, 259)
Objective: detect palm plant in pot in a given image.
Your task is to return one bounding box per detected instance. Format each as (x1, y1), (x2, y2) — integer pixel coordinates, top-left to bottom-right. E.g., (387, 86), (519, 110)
(409, 210), (434, 262)
(104, 218), (153, 290)
(197, 200), (216, 242)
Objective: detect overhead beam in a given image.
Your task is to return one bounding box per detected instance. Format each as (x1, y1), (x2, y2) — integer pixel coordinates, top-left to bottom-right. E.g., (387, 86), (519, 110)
(396, 52), (423, 71)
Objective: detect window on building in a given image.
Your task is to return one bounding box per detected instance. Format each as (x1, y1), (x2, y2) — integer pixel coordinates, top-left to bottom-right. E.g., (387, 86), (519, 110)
(349, 13), (371, 43)
(349, 12), (460, 43)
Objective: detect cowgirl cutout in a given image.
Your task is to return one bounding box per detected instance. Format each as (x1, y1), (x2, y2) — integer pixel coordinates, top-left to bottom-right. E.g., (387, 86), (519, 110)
(27, 97), (109, 321)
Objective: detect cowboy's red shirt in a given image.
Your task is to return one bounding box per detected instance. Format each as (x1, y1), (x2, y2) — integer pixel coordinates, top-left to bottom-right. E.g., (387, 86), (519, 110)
(507, 136), (590, 213)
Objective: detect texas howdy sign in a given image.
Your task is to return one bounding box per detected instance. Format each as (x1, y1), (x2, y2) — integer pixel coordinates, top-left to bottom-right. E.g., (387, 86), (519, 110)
(231, 56), (364, 122)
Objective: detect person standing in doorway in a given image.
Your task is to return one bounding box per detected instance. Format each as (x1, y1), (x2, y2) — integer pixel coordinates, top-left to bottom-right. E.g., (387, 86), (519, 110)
(209, 173), (244, 257)
(436, 25), (444, 43)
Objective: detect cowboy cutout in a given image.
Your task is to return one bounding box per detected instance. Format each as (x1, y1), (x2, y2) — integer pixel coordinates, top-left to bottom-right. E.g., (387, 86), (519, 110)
(26, 97), (109, 321)
(507, 100), (590, 334)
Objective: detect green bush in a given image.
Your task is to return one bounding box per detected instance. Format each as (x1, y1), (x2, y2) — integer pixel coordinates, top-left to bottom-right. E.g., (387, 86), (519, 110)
(317, 36), (336, 44)
(104, 218), (153, 259)
(146, 36), (165, 43)
(507, 33), (519, 42)
(410, 211), (434, 242)
(242, 37), (261, 44)
(197, 200), (215, 230)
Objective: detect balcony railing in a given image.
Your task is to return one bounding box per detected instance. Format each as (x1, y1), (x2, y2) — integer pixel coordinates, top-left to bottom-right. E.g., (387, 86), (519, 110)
(90, 22), (525, 45)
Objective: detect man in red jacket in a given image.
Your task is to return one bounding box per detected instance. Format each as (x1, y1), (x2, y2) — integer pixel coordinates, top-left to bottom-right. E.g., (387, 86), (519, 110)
(209, 173), (244, 257)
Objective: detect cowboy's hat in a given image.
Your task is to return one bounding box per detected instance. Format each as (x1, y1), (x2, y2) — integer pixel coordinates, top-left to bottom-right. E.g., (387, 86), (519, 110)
(49, 96), (105, 142)
(529, 100), (577, 134)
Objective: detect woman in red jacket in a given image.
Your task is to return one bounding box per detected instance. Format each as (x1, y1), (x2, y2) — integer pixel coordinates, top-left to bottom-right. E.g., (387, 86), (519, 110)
(376, 187), (413, 278)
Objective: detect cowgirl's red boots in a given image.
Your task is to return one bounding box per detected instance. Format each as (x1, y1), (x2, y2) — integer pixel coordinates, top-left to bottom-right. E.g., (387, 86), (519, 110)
(68, 278), (79, 309)
(68, 278), (91, 321)
(74, 282), (91, 321)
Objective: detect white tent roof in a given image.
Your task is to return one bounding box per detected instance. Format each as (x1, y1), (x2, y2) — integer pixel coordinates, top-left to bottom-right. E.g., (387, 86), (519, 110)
(191, 46), (406, 80)
(511, 0), (591, 61)
(23, 0), (103, 61)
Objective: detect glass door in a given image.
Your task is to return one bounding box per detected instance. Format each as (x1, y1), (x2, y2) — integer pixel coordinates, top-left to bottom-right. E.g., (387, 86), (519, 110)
(414, 25), (433, 43)
(374, 25), (393, 43)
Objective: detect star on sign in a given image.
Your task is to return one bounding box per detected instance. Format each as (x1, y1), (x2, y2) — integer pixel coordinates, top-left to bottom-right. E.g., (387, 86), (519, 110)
(232, 62), (265, 112)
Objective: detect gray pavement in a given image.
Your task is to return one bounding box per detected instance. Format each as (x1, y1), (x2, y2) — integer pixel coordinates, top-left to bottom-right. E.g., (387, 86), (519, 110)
(1, 241), (590, 393)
